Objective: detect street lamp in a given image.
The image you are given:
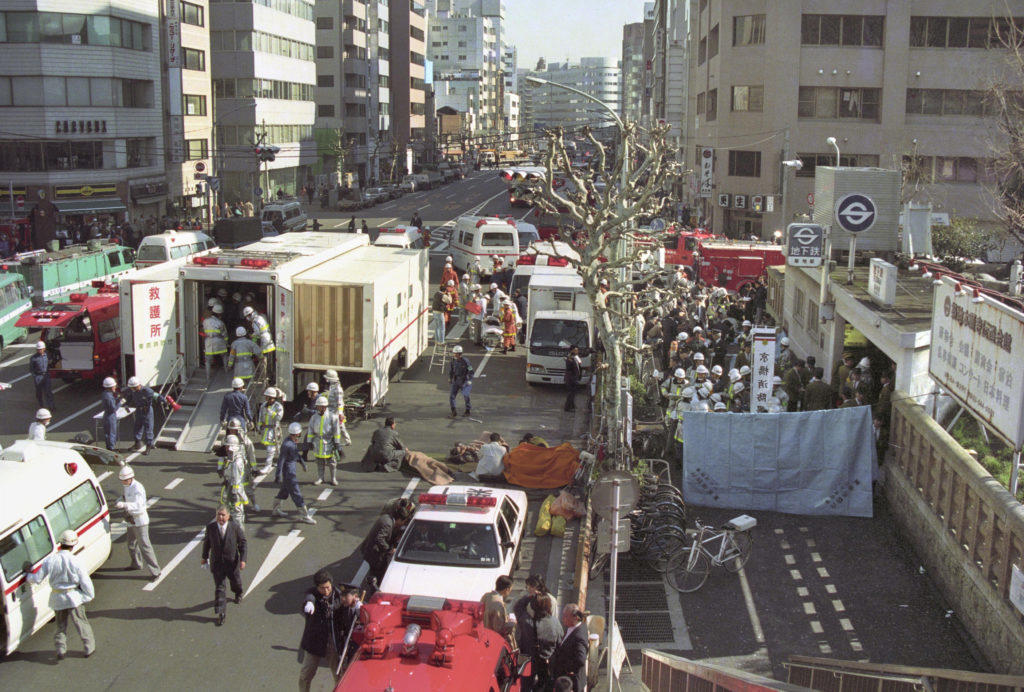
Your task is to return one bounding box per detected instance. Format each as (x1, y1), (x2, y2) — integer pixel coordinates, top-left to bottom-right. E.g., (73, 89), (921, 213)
(826, 136), (840, 166)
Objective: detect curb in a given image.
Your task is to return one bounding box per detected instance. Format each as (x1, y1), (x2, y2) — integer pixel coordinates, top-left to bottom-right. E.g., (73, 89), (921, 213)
(573, 491), (594, 607)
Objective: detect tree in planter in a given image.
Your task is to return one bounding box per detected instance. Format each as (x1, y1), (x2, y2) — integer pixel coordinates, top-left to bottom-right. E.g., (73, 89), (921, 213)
(529, 122), (683, 462)
(932, 216), (993, 272)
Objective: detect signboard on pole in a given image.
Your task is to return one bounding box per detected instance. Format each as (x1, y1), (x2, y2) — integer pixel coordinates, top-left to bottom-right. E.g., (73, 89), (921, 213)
(699, 147), (713, 198)
(786, 223), (824, 267)
(834, 193), (878, 234)
(929, 277), (1024, 448)
(165, 0), (184, 164)
(750, 327), (777, 412)
(867, 257), (897, 307)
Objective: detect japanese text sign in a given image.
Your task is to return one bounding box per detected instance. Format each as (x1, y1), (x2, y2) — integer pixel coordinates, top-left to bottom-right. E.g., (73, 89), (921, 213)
(750, 327), (776, 413)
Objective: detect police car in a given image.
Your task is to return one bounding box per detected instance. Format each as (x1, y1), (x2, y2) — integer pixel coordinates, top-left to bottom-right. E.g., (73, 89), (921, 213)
(378, 486), (528, 602)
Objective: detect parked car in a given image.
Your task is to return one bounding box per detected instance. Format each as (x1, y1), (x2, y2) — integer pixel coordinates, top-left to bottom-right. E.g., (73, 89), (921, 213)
(364, 187), (389, 204)
(382, 184), (403, 200)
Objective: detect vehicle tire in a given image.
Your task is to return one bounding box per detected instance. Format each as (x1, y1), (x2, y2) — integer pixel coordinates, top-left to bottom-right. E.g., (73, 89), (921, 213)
(722, 531), (753, 572)
(665, 545), (710, 593)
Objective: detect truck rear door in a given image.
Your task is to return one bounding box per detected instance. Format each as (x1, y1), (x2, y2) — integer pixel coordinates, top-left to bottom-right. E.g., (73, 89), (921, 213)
(272, 285), (293, 399)
(130, 279), (178, 386)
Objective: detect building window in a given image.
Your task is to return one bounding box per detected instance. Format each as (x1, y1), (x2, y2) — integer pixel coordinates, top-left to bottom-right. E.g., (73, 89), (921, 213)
(317, 104), (335, 117)
(698, 36), (707, 65)
(183, 47), (205, 71)
(696, 91), (705, 116)
(0, 11), (151, 50)
(907, 16), (1022, 48)
(906, 88), (997, 116)
(733, 14), (765, 46)
(315, 16), (333, 30)
(183, 94), (206, 116)
(120, 79), (153, 108)
(801, 14), (884, 47)
(798, 86), (880, 121)
(184, 139), (208, 160)
(708, 24), (719, 58)
(728, 150), (761, 177)
(731, 85), (763, 112)
(317, 74), (334, 87)
(180, 1), (204, 27)
(795, 153), (879, 177)
(793, 287), (805, 326)
(317, 45), (333, 58)
(706, 88), (717, 121)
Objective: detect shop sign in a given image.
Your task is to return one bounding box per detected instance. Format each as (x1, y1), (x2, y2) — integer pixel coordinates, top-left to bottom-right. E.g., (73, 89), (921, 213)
(54, 120), (107, 135)
(54, 184), (117, 198)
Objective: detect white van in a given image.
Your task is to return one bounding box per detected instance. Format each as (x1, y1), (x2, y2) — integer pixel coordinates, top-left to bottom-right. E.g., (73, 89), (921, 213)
(508, 263), (576, 304)
(450, 216), (520, 276)
(261, 201), (308, 235)
(135, 230), (215, 267)
(374, 225), (424, 249)
(0, 440), (113, 655)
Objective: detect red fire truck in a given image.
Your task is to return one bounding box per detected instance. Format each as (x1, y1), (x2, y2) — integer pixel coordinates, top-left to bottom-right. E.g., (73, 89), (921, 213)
(15, 284), (121, 381)
(694, 240), (786, 292)
(335, 592), (531, 691)
(661, 226), (716, 266)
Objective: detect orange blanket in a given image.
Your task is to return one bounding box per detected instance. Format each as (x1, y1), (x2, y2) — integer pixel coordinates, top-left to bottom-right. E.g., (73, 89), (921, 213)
(503, 442), (581, 489)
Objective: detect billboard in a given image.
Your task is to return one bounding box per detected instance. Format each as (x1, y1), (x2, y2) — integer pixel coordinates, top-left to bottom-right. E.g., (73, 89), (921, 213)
(929, 278), (1024, 447)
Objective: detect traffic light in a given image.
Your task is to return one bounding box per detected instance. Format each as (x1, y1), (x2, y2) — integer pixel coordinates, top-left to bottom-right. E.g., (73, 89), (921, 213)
(254, 144), (280, 162)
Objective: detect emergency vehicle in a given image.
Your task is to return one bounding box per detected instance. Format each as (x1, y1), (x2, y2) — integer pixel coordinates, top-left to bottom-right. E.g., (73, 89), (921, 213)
(450, 216), (521, 276)
(15, 284), (121, 380)
(335, 592), (531, 691)
(4, 240), (135, 305)
(695, 240), (785, 293)
(660, 226), (716, 266)
(0, 440), (112, 655)
(0, 272), (31, 350)
(379, 486), (528, 603)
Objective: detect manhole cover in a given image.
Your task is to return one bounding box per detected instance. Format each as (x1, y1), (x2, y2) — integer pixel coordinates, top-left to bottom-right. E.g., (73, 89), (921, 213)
(617, 611), (674, 643)
(603, 582), (667, 611)
(611, 557), (660, 583)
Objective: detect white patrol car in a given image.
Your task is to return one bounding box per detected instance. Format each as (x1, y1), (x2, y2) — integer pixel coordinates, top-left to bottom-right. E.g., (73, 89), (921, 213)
(379, 485), (528, 602)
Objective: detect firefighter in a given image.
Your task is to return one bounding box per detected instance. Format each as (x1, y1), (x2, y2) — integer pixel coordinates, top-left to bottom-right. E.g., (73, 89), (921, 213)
(500, 300), (518, 354)
(122, 376), (161, 454)
(307, 396), (342, 486)
(294, 382), (320, 424)
(29, 408), (51, 441)
(220, 377), (253, 427)
(243, 305), (276, 380)
(272, 422), (316, 524)
(220, 435), (249, 528)
(660, 368), (687, 455)
(226, 417), (260, 512)
(440, 262), (459, 289)
(100, 377), (119, 451)
(30, 340), (54, 411)
(443, 279), (459, 325)
(227, 326), (258, 382)
(671, 386), (696, 457)
(202, 303), (229, 381)
(257, 386), (285, 475)
(323, 370), (352, 446)
(469, 257), (483, 286)
(468, 284), (487, 345)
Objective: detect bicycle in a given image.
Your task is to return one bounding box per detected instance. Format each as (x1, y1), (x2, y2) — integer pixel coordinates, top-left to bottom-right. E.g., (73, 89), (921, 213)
(664, 515), (756, 593)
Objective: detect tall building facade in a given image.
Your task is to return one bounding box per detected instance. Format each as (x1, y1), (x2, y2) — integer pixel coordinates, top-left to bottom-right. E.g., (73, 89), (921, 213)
(211, 0), (317, 202)
(390, 0), (427, 172)
(683, 1), (1016, 239)
(523, 58), (622, 130)
(428, 8), (501, 137)
(0, 1), (168, 237)
(621, 21), (646, 124)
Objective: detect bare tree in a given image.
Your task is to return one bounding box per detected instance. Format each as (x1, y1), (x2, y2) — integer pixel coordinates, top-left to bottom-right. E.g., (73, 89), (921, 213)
(987, 12), (1024, 246)
(530, 122), (683, 460)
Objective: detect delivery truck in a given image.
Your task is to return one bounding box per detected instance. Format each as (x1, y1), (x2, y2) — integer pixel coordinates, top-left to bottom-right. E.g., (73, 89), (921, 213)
(525, 272), (594, 385)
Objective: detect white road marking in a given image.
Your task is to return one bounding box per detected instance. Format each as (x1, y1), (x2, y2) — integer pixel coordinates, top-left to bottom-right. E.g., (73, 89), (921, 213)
(7, 343), (38, 349)
(317, 488), (333, 502)
(165, 478), (183, 490)
(783, 554), (795, 565)
(0, 352), (31, 368)
(810, 620), (824, 634)
(789, 569), (802, 580)
(839, 617), (854, 631)
(831, 599), (846, 612)
(8, 372), (30, 384)
(243, 529), (304, 597)
(376, 217), (398, 228)
(517, 208), (535, 221)
(143, 529), (205, 591)
(796, 586), (809, 597)
(50, 401), (101, 430)
(474, 350), (494, 379)
(737, 567), (766, 646)
(824, 584), (837, 594)
(97, 471), (112, 482)
(351, 477), (419, 586)
(810, 551), (822, 563)
(52, 382), (72, 394)
(802, 601), (816, 615)
(816, 567), (829, 578)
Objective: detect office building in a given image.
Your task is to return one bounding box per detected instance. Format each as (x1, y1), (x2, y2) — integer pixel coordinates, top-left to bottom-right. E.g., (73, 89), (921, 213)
(621, 21), (646, 124)
(523, 57), (622, 130)
(390, 0), (427, 172)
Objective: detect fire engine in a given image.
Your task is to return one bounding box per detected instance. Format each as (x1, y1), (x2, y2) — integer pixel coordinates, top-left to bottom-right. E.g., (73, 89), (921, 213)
(695, 240), (786, 292)
(15, 283), (121, 380)
(660, 226), (716, 266)
(335, 592), (530, 692)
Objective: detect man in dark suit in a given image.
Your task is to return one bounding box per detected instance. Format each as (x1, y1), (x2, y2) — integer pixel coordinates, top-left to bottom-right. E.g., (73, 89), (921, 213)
(201, 505), (248, 625)
(358, 498), (414, 591)
(802, 367), (834, 411)
(549, 604), (589, 692)
(363, 417), (406, 472)
(564, 346), (582, 412)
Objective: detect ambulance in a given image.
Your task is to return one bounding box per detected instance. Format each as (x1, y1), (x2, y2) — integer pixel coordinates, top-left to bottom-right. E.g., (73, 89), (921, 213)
(0, 440), (112, 655)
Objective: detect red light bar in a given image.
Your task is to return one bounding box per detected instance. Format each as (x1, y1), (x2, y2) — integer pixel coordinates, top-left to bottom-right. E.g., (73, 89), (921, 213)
(466, 496), (497, 507)
(516, 254), (536, 266)
(548, 257), (569, 267)
(69, 293), (87, 302)
(240, 258), (272, 269)
(418, 493), (448, 505)
(90, 279), (106, 288)
(475, 219), (488, 228)
(192, 256), (219, 266)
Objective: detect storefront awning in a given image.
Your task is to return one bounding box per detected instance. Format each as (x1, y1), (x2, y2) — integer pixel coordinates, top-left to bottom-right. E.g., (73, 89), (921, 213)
(53, 198), (127, 215)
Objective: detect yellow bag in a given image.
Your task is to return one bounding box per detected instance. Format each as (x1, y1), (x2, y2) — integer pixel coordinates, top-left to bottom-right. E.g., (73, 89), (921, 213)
(550, 514), (567, 538)
(535, 494), (555, 536)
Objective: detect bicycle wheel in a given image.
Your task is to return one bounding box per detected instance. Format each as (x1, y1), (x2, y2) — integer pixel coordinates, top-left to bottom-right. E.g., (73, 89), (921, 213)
(589, 552), (610, 579)
(665, 545), (710, 593)
(722, 531), (753, 573)
(646, 531), (688, 573)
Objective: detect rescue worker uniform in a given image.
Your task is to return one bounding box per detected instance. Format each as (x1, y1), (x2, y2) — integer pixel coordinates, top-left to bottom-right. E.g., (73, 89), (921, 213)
(440, 264), (459, 289)
(220, 447), (250, 527)
(469, 291), (487, 344)
(227, 334), (259, 381)
(272, 435), (316, 523)
(248, 309), (276, 381)
(220, 388), (253, 426)
(119, 478), (162, 577)
(257, 397), (285, 474)
(307, 408), (343, 486)
(30, 348), (55, 410)
(443, 285), (459, 325)
(202, 313), (228, 380)
(123, 385), (160, 451)
(448, 354), (474, 416)
(100, 388), (119, 450)
(660, 375), (687, 454)
(28, 419), (47, 441)
(225, 423), (260, 511)
(26, 544), (96, 658)
(500, 303), (518, 352)
(326, 381), (353, 446)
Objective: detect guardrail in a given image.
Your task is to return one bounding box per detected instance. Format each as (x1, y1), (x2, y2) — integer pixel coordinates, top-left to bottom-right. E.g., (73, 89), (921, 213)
(642, 649), (813, 692)
(888, 393), (1024, 672)
(786, 655), (1024, 692)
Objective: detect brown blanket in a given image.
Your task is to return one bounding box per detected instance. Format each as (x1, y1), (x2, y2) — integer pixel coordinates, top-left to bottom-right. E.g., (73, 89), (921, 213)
(406, 450), (455, 485)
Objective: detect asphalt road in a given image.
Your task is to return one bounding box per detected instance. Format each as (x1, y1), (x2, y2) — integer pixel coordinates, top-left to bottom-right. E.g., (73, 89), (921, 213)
(0, 172), (585, 688)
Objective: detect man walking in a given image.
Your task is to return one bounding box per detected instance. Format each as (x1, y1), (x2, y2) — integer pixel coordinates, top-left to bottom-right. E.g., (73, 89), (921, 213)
(115, 466), (161, 578)
(549, 604), (589, 692)
(26, 529), (96, 660)
(448, 345), (474, 418)
(30, 340), (55, 411)
(272, 422), (316, 524)
(201, 505), (247, 626)
(220, 377), (253, 428)
(257, 386), (284, 475)
(121, 376), (161, 454)
(298, 571), (361, 691)
(307, 395), (342, 486)
(219, 435), (250, 527)
(564, 346), (582, 412)
(100, 377), (119, 451)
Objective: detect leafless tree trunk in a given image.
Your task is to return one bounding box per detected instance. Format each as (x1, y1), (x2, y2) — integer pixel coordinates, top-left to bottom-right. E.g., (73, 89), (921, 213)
(987, 12), (1024, 246)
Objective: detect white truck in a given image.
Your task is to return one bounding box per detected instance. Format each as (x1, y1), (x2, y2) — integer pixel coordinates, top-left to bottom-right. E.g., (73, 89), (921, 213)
(119, 232), (428, 450)
(525, 272), (594, 385)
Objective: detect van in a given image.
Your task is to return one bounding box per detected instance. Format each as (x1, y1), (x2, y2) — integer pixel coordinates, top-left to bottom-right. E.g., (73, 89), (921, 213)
(508, 263), (576, 303)
(0, 440), (113, 655)
(516, 221), (540, 248)
(401, 173), (429, 192)
(373, 225), (424, 249)
(136, 230), (215, 267)
(450, 216), (521, 276)
(261, 201), (308, 235)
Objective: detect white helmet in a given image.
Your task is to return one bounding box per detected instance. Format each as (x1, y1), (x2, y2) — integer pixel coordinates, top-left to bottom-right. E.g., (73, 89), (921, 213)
(462, 273), (469, 280)
(212, 303), (224, 314)
(772, 375), (783, 386)
(733, 381), (745, 393)
(235, 326), (247, 337)
(35, 407), (51, 420)
(264, 387), (277, 398)
(673, 368), (685, 379)
(714, 402), (728, 411)
(681, 387), (696, 399)
(207, 297), (219, 308)
(729, 371), (741, 383)
(225, 434), (240, 449)
(711, 365), (723, 376)
(693, 352), (705, 361)
(710, 392), (722, 403)
(59, 529), (79, 547)
(693, 326), (703, 333)
(119, 466), (135, 481)
(742, 319), (752, 328)
(242, 306), (254, 318)
(490, 282), (498, 290)
(217, 288), (229, 299)
(231, 377), (244, 389)
(445, 263), (452, 269)
(445, 255), (453, 263)
(36, 340), (46, 350)
(858, 357), (871, 369)
(452, 345), (464, 354)
(599, 278), (609, 287)
(227, 417), (243, 430)
(472, 283), (481, 291)
(447, 279), (455, 286)
(233, 292), (243, 302)
(696, 365), (709, 375)
(128, 376), (141, 388)
(315, 396), (328, 407)
(780, 336), (790, 346)
(739, 365), (751, 377)
(324, 369), (339, 382)
(102, 377), (116, 388)
(288, 422), (303, 435)
(306, 382), (319, 392)
(677, 332), (688, 342)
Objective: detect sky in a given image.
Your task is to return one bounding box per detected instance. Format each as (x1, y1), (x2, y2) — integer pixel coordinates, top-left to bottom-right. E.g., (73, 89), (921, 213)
(504, 0), (649, 69)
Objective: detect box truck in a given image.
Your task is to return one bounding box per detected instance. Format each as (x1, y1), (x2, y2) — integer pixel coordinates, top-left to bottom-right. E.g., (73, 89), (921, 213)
(525, 272), (594, 385)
